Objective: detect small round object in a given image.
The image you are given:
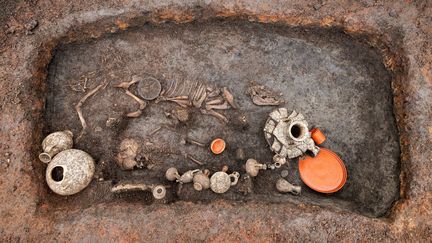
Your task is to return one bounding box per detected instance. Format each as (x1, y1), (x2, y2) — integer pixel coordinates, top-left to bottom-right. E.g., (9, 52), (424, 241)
(165, 167), (179, 181)
(210, 171), (231, 194)
(299, 148), (347, 193)
(152, 185), (166, 200)
(310, 128), (326, 145)
(46, 149), (95, 196)
(280, 170), (289, 178)
(210, 138), (226, 155)
(137, 76), (162, 100)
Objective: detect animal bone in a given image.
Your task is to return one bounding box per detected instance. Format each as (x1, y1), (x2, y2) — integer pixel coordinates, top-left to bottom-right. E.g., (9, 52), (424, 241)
(182, 137), (206, 147)
(247, 82), (285, 106)
(125, 90), (146, 110)
(111, 182), (166, 200)
(193, 90), (207, 108)
(169, 99), (191, 108)
(205, 98), (225, 105)
(75, 83), (105, 140)
(207, 88), (220, 98)
(126, 110), (142, 118)
(185, 153), (205, 165)
(164, 95), (189, 101)
(222, 87), (238, 109)
(201, 109), (228, 123)
(113, 76), (140, 89)
(205, 101), (230, 110)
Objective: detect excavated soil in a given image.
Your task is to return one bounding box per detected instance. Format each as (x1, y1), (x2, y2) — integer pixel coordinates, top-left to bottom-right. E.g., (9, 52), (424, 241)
(1, 0), (431, 241)
(44, 20), (399, 217)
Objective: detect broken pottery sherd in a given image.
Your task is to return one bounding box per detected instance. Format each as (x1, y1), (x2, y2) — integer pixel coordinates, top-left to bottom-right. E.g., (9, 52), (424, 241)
(39, 130), (73, 163)
(46, 149), (95, 196)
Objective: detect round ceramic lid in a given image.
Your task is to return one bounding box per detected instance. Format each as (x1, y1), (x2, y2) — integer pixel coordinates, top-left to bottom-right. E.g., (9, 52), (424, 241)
(298, 148), (347, 193)
(137, 76), (162, 100)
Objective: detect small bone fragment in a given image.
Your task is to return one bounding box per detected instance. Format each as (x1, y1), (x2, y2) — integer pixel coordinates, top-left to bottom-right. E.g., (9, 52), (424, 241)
(185, 153), (205, 165)
(193, 90), (207, 108)
(201, 109), (228, 123)
(205, 98), (225, 105)
(113, 76), (140, 89)
(111, 183), (149, 193)
(251, 95), (284, 106)
(222, 87), (238, 109)
(207, 88), (220, 98)
(247, 82), (285, 106)
(166, 79), (178, 97)
(75, 83), (104, 140)
(126, 110), (142, 118)
(183, 137), (206, 147)
(165, 95), (189, 101)
(125, 90), (146, 110)
(149, 126), (162, 136)
(193, 83), (204, 101)
(169, 99), (191, 108)
(205, 101), (230, 110)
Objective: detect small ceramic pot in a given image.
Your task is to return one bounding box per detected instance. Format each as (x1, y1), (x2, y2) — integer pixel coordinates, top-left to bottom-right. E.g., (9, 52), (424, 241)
(210, 171), (240, 194)
(193, 169), (210, 191)
(276, 178), (301, 195)
(165, 167), (181, 181)
(46, 149), (95, 196)
(39, 130), (73, 163)
(151, 185), (167, 200)
(245, 159), (267, 177)
(178, 169), (200, 184)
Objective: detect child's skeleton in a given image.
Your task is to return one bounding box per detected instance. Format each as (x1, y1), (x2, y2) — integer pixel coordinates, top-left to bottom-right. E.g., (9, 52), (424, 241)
(114, 76), (237, 122)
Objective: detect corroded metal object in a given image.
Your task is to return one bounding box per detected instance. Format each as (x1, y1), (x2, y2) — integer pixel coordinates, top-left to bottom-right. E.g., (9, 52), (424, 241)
(210, 170), (240, 194)
(39, 130), (73, 163)
(264, 108), (319, 159)
(46, 149), (95, 196)
(276, 178), (301, 195)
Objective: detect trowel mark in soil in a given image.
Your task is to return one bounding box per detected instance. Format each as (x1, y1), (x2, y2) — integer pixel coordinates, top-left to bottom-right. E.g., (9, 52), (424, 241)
(43, 20), (399, 217)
